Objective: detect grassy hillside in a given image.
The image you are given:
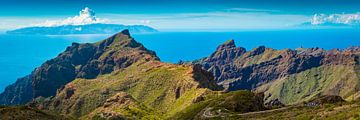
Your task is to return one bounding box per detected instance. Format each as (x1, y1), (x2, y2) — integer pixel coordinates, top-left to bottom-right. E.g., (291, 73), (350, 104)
(256, 64), (360, 105)
(37, 60), (221, 119)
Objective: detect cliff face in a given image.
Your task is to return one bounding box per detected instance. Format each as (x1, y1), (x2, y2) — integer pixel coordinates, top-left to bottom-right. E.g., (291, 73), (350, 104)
(0, 30), (159, 105)
(194, 40), (360, 104)
(0, 75), (33, 105)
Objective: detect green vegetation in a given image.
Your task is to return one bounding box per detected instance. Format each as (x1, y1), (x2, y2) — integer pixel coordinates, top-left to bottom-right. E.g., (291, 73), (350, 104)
(0, 106), (70, 120)
(211, 102), (360, 120)
(3, 31), (358, 120)
(42, 60), (216, 119)
(257, 65), (360, 105)
(171, 90), (265, 120)
(234, 48), (286, 67)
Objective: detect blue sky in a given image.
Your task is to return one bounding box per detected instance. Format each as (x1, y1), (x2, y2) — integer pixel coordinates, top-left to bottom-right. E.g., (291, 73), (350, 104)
(1, 0), (360, 31)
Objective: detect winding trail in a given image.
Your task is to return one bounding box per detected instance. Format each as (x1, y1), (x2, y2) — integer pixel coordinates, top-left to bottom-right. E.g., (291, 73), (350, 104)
(202, 106), (291, 118)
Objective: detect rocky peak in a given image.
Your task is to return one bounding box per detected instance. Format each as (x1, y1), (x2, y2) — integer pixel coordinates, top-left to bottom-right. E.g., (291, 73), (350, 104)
(120, 29), (130, 36)
(194, 39), (360, 92)
(216, 39), (237, 50)
(249, 46), (266, 56)
(207, 40), (246, 63)
(97, 29), (141, 49)
(298, 47), (325, 56)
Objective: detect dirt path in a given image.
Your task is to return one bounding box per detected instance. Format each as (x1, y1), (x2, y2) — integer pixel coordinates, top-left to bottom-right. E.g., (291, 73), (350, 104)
(202, 107), (291, 118)
(234, 107), (290, 116)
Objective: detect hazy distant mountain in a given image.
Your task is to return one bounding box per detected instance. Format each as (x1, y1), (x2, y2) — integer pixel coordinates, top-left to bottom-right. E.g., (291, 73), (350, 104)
(6, 23), (157, 35)
(6, 7), (157, 35)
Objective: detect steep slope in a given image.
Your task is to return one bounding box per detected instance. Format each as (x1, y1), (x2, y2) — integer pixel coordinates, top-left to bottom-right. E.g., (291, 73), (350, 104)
(33, 60), (222, 119)
(0, 75), (33, 105)
(256, 64), (360, 105)
(0, 30), (159, 105)
(194, 40), (360, 105)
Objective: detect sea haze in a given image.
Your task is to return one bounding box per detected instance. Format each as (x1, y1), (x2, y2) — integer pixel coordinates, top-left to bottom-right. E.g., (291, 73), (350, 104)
(0, 29), (360, 92)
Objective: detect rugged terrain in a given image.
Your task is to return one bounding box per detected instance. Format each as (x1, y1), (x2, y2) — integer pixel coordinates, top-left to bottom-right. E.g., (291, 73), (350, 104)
(0, 30), (159, 105)
(194, 39), (360, 105)
(0, 30), (359, 119)
(0, 30), (225, 119)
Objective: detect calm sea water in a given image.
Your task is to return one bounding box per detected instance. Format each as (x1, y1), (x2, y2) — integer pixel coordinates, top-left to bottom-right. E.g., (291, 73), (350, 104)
(0, 29), (360, 92)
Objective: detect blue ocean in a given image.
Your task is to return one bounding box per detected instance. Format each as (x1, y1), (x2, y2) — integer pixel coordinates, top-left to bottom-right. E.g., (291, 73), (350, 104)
(0, 29), (360, 92)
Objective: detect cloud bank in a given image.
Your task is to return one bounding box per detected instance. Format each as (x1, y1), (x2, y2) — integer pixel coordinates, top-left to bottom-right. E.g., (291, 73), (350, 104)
(310, 12), (360, 25)
(35, 7), (109, 27)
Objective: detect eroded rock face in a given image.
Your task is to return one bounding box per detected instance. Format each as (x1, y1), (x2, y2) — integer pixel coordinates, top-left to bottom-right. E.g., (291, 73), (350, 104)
(0, 30), (159, 105)
(194, 40), (246, 83)
(194, 40), (360, 91)
(0, 75), (33, 105)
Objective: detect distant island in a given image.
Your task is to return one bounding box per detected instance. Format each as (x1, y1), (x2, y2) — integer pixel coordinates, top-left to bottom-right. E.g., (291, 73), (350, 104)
(6, 7), (157, 35)
(6, 23), (158, 35)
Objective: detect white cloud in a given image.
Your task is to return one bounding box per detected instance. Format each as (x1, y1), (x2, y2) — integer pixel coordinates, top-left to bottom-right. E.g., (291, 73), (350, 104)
(310, 12), (360, 25)
(35, 7), (109, 27)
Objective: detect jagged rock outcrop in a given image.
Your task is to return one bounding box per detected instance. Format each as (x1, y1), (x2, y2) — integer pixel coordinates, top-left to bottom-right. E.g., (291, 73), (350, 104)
(194, 40), (360, 104)
(0, 30), (159, 105)
(194, 40), (246, 83)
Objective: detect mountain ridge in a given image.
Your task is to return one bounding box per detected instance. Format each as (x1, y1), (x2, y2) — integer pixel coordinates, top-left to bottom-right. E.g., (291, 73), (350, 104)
(194, 39), (360, 105)
(1, 31), (360, 119)
(0, 29), (159, 105)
